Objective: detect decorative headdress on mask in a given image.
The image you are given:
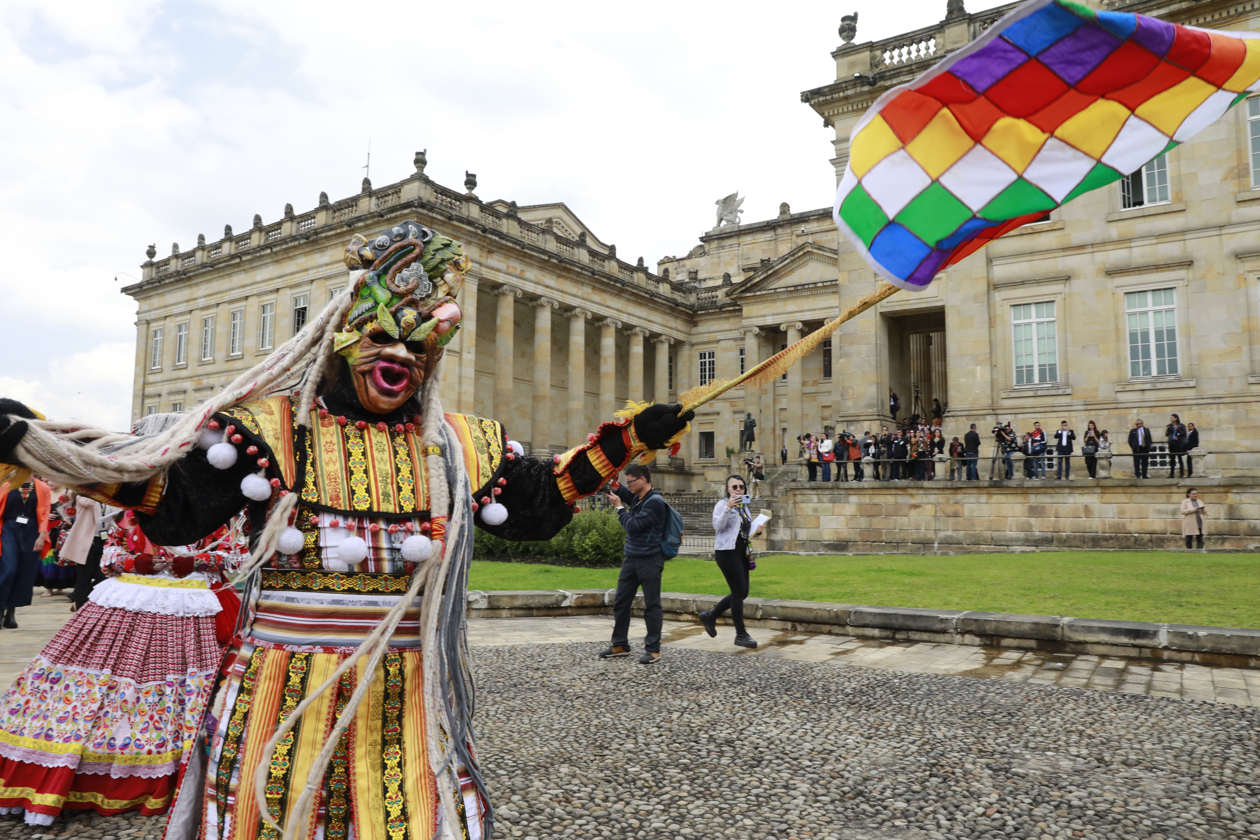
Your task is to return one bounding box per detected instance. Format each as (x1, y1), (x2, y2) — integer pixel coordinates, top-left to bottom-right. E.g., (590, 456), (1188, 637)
(334, 220), (470, 357)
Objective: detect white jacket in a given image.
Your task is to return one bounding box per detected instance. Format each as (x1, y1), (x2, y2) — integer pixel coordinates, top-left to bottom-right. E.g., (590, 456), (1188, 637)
(713, 498), (751, 551)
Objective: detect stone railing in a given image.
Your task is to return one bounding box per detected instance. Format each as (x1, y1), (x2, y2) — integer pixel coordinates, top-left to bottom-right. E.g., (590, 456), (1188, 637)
(296, 214), (317, 232)
(432, 186), (463, 213)
(872, 28), (939, 69)
(264, 226), (282, 242)
(331, 201), (356, 222)
(373, 187), (402, 210)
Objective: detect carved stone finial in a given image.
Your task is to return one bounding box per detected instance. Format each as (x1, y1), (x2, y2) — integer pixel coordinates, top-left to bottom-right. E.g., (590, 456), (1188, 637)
(578, 231), (588, 245)
(319, 191), (329, 207)
(146, 244), (157, 260)
(608, 244), (617, 257)
(507, 200), (519, 216)
(197, 233), (206, 247)
(778, 202), (791, 218)
(253, 214), (263, 229)
(722, 272), (732, 285)
(636, 256), (645, 268)
(945, 0), (966, 18)
(464, 171), (477, 194)
(414, 149), (428, 175)
(284, 203), (295, 218)
(361, 177), (372, 194)
(662, 267), (670, 280)
(839, 12), (859, 44)
(171, 242), (180, 255)
(715, 192), (745, 227)
(224, 224), (233, 238)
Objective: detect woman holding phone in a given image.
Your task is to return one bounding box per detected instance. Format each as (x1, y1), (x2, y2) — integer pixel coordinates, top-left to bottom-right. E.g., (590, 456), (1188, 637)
(699, 475), (765, 648)
(1180, 488), (1207, 549)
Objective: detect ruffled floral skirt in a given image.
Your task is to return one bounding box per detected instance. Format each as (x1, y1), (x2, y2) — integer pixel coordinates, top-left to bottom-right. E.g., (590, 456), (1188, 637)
(0, 573), (222, 825)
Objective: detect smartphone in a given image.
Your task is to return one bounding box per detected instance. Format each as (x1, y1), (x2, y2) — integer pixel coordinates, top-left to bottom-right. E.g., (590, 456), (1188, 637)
(740, 495), (751, 507)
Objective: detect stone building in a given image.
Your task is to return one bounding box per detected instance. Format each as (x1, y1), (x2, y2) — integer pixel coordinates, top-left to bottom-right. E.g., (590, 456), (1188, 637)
(127, 0), (1260, 491)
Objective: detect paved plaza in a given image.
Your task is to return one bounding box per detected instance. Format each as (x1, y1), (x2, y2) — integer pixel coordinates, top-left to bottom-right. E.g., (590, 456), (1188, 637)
(1, 600), (1258, 839)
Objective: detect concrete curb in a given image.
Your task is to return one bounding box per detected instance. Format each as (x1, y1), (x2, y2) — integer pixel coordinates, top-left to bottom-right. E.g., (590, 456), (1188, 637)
(465, 589), (1260, 668)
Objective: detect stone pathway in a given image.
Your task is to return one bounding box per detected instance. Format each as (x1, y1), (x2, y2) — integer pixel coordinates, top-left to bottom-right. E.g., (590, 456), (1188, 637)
(2, 602), (1258, 839)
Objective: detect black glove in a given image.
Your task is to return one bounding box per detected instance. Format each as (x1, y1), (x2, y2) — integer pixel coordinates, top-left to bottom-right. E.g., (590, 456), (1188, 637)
(0, 398), (37, 464)
(634, 403), (695, 450)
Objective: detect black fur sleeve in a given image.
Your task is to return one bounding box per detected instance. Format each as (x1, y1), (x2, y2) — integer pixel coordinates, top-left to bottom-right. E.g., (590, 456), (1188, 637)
(473, 452), (574, 542)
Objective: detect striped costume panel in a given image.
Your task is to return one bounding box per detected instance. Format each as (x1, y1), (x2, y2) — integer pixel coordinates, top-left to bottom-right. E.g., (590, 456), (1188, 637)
(249, 591), (424, 649)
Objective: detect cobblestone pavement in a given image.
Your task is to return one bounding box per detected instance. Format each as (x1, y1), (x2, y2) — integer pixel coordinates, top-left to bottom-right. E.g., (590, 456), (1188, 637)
(2, 607), (1258, 839)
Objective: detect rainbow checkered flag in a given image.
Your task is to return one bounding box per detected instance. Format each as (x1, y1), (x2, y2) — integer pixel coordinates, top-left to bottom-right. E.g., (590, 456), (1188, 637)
(835, 0), (1260, 290)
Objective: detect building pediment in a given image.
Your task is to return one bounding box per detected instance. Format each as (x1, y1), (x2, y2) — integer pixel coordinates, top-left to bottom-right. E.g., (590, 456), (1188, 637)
(728, 243), (839, 299)
(490, 201), (613, 253)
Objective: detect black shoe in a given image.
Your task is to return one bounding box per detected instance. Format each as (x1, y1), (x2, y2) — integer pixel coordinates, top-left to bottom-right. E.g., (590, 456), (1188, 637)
(638, 651), (660, 664)
(734, 635), (758, 649)
(2, 617), (15, 630)
(698, 609), (717, 638)
(598, 644), (631, 659)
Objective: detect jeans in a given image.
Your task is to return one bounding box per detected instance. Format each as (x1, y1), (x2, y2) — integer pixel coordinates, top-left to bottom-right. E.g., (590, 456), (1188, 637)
(1056, 451), (1071, 478)
(611, 553), (665, 653)
(712, 543), (750, 637)
(965, 454), (979, 481)
(1032, 455), (1046, 478)
(821, 462), (831, 482)
(1003, 455), (1013, 479)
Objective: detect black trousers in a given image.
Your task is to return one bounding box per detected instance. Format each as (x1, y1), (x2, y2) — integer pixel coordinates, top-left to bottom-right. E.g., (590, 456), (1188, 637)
(611, 553), (664, 653)
(71, 537), (106, 611)
(1168, 452), (1184, 477)
(713, 541), (750, 636)
(1084, 455), (1097, 478)
(836, 461), (849, 481)
(1185, 534), (1204, 549)
(1132, 453), (1149, 478)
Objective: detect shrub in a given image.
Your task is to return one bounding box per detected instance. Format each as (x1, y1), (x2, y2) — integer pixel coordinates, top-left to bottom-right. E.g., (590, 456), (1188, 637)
(472, 509), (626, 568)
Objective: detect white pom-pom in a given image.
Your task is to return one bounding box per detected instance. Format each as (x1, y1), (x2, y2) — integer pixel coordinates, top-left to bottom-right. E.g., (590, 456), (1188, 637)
(400, 534), (433, 563)
(324, 557), (350, 572)
(277, 527), (305, 556)
(507, 440), (524, 456)
(479, 502), (508, 526)
(207, 442), (238, 469)
(338, 536), (368, 566)
(240, 473), (273, 501)
(198, 429), (222, 451)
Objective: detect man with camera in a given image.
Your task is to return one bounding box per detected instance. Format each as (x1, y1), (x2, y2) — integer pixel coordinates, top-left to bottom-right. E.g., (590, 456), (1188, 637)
(993, 423), (1015, 479)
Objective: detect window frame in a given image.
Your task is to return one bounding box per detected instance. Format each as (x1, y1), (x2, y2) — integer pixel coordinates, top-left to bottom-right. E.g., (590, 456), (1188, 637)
(292, 293), (309, 335)
(698, 350), (715, 387)
(822, 337), (833, 380)
(201, 316), (215, 362)
(170, 401), (183, 413)
(698, 430), (716, 460)
(149, 327), (163, 371)
(1249, 97), (1260, 189)
(1010, 300), (1059, 387)
(1124, 287), (1180, 379)
(1120, 153), (1170, 210)
(739, 346), (746, 376)
(228, 309), (244, 357)
(259, 302), (275, 351)
(328, 286), (344, 301)
(174, 322), (189, 367)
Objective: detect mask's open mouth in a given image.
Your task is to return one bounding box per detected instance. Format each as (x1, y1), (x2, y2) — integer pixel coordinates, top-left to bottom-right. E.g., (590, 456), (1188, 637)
(371, 361), (411, 395)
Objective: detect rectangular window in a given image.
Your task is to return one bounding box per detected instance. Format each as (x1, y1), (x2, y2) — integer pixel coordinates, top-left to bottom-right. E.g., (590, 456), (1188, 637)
(259, 302), (275, 350)
(1125, 288), (1178, 377)
(1120, 153), (1170, 209)
(170, 401), (183, 413)
(667, 352), (674, 392)
(698, 350), (715, 386)
(201, 316), (214, 361)
(739, 346), (746, 376)
(229, 310), (244, 356)
(822, 337), (832, 380)
(1011, 301), (1058, 386)
(328, 286), (344, 301)
(174, 322), (188, 366)
(1250, 98), (1260, 188)
(780, 343), (788, 382)
(292, 294), (308, 335)
(150, 328), (163, 370)
(698, 431), (715, 460)
(145, 405), (157, 416)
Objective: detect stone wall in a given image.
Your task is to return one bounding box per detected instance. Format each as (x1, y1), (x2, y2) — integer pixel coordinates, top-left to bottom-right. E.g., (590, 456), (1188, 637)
(762, 477), (1260, 553)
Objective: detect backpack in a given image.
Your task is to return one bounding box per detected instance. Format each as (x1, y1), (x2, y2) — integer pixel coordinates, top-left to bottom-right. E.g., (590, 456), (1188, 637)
(660, 502), (685, 559)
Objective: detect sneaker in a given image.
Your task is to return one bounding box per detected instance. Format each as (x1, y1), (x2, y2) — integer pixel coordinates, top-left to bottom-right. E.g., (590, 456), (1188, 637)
(598, 645), (631, 659)
(638, 652), (660, 665)
(698, 609), (717, 638)
(734, 635), (758, 649)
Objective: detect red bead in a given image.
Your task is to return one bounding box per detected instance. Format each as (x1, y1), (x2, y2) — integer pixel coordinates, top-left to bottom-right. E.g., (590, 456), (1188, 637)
(470, 502), (479, 512)
(269, 478), (281, 488)
(257, 458), (270, 468)
(355, 420), (367, 430)
(573, 506), (581, 513)
(376, 422), (387, 432)
(387, 524), (398, 533)
(246, 445), (258, 455)
(309, 516), (319, 525)
(347, 522), (358, 532)
(506, 452), (515, 460)
(405, 423), (415, 432)
(231, 434), (243, 444)
(419, 521), (431, 533)
(225, 425), (236, 435)
(58, 494), (69, 503)
(492, 487), (502, 496)
(394, 424), (405, 434)
(208, 420), (220, 431)
(553, 455), (561, 464)
(587, 433), (596, 442)
(496, 478), (506, 486)
(337, 416), (348, 426)
(319, 409), (329, 419)
(405, 521), (416, 532)
(280, 490), (289, 498)
(611, 481), (620, 489)
(369, 523), (381, 532)
(329, 519), (340, 529)
(481, 496), (491, 505)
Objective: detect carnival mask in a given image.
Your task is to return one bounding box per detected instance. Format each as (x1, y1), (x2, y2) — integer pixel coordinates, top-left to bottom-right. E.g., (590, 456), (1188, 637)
(334, 221), (468, 414)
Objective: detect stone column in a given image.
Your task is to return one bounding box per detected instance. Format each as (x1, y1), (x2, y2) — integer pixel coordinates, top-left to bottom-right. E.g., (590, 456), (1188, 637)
(599, 317), (622, 419)
(131, 319), (148, 423)
(741, 327), (761, 447)
(782, 321), (804, 439)
(457, 275), (479, 415)
(531, 297), (559, 455)
(567, 308), (592, 444)
(653, 336), (673, 404)
(677, 342), (694, 463)
(494, 285), (522, 421)
(627, 327), (648, 403)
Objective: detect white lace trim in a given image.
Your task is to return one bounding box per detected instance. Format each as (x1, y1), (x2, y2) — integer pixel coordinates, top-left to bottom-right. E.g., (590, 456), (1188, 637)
(88, 574), (222, 617)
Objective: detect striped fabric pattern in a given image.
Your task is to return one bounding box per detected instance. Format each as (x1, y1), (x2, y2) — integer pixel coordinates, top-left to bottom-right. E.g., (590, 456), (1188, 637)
(249, 590), (424, 648)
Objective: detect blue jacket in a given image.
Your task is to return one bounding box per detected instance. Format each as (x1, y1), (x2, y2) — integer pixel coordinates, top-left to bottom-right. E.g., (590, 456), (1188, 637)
(615, 486), (668, 559)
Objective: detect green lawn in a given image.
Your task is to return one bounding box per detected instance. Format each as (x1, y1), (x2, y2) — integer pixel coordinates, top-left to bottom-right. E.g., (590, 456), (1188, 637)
(468, 552), (1260, 630)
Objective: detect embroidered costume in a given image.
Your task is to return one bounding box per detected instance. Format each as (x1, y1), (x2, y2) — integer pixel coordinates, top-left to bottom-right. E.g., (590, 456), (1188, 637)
(0, 513), (246, 826)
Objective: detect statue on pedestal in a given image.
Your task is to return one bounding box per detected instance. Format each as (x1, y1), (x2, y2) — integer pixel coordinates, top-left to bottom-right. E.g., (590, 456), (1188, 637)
(741, 412), (757, 452)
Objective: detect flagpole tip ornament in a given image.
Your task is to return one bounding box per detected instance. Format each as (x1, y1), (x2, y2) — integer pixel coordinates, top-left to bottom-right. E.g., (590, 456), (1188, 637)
(834, 0), (1260, 292)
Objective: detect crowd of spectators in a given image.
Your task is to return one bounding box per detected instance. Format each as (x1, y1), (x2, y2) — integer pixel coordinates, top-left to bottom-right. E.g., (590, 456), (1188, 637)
(789, 412), (1201, 483)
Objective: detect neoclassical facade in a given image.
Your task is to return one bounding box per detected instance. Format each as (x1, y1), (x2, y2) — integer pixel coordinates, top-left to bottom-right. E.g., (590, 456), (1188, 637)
(128, 0), (1260, 488)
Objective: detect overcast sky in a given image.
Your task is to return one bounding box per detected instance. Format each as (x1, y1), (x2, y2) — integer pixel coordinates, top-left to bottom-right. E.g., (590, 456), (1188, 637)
(0, 0), (1010, 431)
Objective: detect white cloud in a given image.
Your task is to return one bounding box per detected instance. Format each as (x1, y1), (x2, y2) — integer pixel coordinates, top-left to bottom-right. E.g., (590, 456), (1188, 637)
(0, 342), (135, 432)
(0, 0), (1011, 428)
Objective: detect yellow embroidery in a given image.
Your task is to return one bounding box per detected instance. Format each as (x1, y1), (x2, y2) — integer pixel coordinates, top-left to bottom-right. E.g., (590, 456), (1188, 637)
(261, 570), (412, 594)
(260, 652), (310, 840)
(115, 574), (208, 590)
(345, 426), (371, 511)
(382, 651), (408, 840)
